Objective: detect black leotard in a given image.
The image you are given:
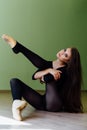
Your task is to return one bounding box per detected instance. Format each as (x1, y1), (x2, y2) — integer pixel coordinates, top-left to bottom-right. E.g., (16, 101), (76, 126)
(10, 42), (67, 112)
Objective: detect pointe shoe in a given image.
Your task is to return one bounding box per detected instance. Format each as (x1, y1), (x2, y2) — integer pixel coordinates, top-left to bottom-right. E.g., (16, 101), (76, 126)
(12, 100), (27, 121)
(2, 34), (16, 48)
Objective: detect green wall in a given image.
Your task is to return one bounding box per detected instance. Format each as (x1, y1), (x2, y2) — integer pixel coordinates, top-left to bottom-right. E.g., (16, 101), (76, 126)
(0, 0), (87, 90)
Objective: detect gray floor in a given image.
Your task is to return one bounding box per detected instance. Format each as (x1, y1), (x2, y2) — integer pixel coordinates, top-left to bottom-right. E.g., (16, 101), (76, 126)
(0, 91), (87, 130)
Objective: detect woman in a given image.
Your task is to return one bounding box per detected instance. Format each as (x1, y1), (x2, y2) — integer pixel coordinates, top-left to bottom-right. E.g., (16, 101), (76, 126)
(2, 34), (83, 121)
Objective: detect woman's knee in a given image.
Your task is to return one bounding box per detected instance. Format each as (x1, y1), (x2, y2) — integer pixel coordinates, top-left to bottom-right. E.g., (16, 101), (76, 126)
(46, 100), (62, 112)
(10, 78), (20, 86)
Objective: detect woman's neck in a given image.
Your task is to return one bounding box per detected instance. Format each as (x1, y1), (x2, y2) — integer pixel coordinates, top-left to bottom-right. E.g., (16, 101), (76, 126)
(53, 59), (65, 69)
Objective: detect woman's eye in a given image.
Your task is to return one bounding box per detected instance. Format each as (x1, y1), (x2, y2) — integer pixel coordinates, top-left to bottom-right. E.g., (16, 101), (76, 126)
(65, 53), (68, 57)
(64, 49), (66, 52)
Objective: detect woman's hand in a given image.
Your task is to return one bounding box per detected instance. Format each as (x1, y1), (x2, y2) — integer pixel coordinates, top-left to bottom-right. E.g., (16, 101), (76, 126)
(49, 68), (62, 80)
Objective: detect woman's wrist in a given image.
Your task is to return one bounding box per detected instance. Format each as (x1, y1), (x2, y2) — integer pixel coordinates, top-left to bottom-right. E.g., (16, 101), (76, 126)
(48, 68), (52, 74)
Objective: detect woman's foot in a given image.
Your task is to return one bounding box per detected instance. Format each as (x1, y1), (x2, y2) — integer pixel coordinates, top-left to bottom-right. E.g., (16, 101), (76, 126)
(12, 100), (27, 121)
(2, 34), (17, 48)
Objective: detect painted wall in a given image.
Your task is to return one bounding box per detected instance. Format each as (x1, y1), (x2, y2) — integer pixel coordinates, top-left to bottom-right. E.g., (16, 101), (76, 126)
(0, 0), (87, 90)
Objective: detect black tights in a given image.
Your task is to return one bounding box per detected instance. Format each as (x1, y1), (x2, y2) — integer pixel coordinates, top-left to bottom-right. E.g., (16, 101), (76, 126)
(10, 78), (46, 110)
(10, 42), (62, 112)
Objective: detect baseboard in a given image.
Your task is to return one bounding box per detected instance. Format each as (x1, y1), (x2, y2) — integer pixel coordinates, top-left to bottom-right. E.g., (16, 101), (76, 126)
(0, 90), (45, 93)
(0, 90), (11, 93)
(0, 90), (87, 93)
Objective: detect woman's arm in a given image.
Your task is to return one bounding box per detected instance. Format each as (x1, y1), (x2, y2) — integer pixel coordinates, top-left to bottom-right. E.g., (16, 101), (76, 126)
(34, 68), (62, 81)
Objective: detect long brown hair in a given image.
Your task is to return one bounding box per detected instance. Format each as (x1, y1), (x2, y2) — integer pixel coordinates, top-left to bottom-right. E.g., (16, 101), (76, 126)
(62, 48), (83, 113)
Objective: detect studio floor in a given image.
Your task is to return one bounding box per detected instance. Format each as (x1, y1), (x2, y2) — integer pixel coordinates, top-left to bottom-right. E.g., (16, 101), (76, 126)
(0, 91), (87, 130)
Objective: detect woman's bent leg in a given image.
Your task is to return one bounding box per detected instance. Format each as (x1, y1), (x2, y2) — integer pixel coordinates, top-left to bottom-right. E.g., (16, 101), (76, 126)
(10, 78), (46, 120)
(45, 84), (63, 112)
(10, 78), (46, 110)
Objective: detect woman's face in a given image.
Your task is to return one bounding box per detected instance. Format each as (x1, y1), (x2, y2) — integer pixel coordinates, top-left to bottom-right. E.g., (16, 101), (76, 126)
(57, 48), (71, 63)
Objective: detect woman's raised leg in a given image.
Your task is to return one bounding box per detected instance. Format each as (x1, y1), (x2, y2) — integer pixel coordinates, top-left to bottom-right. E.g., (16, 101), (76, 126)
(2, 34), (51, 69)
